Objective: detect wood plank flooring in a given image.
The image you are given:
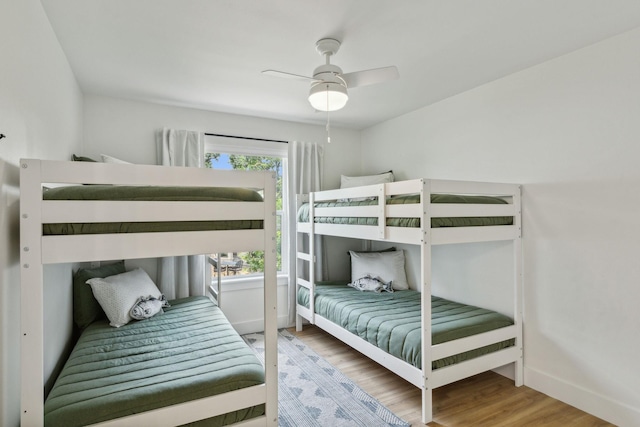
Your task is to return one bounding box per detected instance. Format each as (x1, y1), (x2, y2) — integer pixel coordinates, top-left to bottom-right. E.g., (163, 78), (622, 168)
(288, 326), (615, 427)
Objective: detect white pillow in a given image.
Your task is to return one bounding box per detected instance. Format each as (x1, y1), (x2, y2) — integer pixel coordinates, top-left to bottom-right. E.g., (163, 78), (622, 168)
(87, 268), (164, 327)
(349, 250), (409, 290)
(340, 171), (394, 189)
(101, 154), (131, 164)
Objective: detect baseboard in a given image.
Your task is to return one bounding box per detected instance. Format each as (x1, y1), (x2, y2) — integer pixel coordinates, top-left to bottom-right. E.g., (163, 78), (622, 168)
(232, 315), (290, 335)
(525, 367), (640, 427)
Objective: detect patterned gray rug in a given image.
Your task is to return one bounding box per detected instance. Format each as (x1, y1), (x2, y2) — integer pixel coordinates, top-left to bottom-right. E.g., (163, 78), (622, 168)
(243, 329), (410, 427)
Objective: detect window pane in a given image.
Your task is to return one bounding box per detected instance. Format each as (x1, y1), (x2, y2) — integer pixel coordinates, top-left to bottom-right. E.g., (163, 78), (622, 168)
(210, 253), (249, 278)
(206, 151), (285, 278)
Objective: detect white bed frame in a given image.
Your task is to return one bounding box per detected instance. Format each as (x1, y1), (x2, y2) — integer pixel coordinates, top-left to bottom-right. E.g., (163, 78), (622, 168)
(20, 159), (278, 427)
(295, 178), (523, 424)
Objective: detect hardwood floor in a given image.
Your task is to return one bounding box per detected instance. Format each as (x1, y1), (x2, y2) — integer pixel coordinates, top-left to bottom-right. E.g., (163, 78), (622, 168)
(288, 326), (614, 427)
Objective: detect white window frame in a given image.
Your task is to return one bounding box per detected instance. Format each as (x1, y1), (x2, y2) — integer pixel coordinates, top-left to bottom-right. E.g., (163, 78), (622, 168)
(204, 135), (289, 291)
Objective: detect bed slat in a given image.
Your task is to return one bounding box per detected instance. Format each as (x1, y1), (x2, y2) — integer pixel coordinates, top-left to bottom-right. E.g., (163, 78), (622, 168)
(430, 346), (521, 389)
(430, 203), (514, 218)
(314, 205), (379, 218)
(431, 224), (519, 245)
(39, 160), (267, 188)
(41, 229), (266, 264)
(88, 384), (267, 427)
(431, 325), (517, 360)
(429, 179), (519, 196)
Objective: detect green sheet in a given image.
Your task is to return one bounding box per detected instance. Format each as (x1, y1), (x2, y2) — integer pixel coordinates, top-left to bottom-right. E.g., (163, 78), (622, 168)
(42, 185), (264, 235)
(298, 283), (514, 369)
(297, 193), (513, 228)
(44, 296), (265, 427)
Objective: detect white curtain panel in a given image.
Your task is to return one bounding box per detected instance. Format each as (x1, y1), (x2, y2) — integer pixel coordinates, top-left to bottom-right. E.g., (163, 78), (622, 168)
(157, 128), (206, 299)
(287, 140), (325, 326)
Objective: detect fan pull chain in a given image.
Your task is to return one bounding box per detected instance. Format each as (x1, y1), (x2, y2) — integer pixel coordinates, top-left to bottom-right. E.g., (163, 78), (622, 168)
(326, 88), (331, 143)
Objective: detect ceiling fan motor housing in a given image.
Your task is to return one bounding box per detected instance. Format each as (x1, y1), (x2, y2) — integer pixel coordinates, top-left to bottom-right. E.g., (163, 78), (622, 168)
(315, 38), (341, 57)
(313, 64), (346, 83)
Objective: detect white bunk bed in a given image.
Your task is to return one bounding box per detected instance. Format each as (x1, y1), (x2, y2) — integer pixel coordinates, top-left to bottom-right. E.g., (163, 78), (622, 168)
(20, 159), (278, 427)
(295, 178), (523, 424)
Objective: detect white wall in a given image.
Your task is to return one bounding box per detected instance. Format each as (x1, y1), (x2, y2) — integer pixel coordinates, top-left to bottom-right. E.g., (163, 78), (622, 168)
(0, 1), (83, 426)
(82, 95), (361, 328)
(82, 94), (361, 185)
(361, 28), (640, 426)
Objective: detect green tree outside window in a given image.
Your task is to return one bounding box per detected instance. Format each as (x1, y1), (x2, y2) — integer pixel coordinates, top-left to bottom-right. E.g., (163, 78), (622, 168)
(206, 153), (283, 274)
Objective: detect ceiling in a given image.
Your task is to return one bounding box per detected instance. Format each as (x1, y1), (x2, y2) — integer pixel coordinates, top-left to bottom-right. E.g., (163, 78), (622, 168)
(41, 0), (640, 130)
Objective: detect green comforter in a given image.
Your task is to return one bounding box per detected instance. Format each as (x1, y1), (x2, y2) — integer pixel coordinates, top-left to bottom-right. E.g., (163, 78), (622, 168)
(43, 185), (264, 202)
(44, 297), (265, 427)
(298, 283), (514, 369)
(42, 185), (264, 235)
(297, 194), (513, 228)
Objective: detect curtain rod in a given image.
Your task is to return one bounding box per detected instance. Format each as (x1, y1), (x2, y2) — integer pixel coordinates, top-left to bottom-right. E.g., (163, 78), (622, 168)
(205, 133), (288, 144)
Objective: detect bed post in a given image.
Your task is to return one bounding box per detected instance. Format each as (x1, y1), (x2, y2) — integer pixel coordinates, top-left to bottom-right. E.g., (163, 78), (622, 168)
(263, 171), (278, 426)
(376, 183), (386, 240)
(295, 195), (303, 331)
(513, 185), (524, 387)
(421, 179), (434, 424)
(20, 159), (45, 427)
(308, 192), (316, 326)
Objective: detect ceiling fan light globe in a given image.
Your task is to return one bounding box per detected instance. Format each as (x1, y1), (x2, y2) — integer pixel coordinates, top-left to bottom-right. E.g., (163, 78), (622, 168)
(308, 82), (348, 111)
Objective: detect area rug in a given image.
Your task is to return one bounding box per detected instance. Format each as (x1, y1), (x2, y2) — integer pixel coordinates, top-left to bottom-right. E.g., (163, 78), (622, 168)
(243, 329), (410, 427)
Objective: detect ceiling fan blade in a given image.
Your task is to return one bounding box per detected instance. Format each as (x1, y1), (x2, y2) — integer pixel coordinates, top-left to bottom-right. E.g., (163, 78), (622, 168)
(261, 69), (315, 82)
(341, 66), (399, 88)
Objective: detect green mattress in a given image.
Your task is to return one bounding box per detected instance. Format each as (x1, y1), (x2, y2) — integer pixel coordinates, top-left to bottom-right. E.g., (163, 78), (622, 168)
(297, 193), (513, 228)
(42, 185), (264, 235)
(44, 296), (265, 427)
(297, 283), (514, 369)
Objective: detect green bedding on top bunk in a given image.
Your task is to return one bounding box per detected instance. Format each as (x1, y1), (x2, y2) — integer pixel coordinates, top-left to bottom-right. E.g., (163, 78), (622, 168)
(42, 185), (264, 235)
(44, 296), (265, 427)
(43, 184), (264, 202)
(297, 283), (514, 369)
(297, 194), (513, 228)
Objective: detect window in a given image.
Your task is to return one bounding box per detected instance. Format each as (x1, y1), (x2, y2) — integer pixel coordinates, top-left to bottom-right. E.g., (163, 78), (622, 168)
(204, 135), (288, 284)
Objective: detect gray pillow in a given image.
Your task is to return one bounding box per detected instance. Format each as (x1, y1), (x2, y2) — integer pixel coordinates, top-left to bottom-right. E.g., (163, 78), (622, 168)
(73, 261), (126, 329)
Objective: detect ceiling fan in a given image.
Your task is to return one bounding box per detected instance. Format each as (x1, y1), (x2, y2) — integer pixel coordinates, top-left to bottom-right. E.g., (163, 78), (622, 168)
(262, 38), (399, 112)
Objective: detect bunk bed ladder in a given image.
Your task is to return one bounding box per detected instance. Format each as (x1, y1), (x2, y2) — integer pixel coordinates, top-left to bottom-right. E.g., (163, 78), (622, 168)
(296, 194), (315, 330)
